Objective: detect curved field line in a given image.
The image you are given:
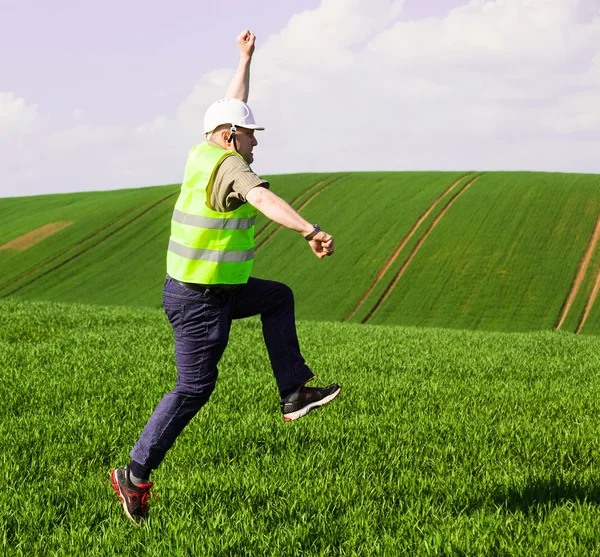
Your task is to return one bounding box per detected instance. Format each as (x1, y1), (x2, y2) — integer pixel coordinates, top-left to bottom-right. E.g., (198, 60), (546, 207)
(555, 212), (600, 331)
(256, 178), (339, 252)
(255, 180), (325, 240)
(362, 175), (481, 324)
(0, 207), (139, 292)
(575, 256), (600, 334)
(344, 174), (469, 322)
(1, 192), (177, 296)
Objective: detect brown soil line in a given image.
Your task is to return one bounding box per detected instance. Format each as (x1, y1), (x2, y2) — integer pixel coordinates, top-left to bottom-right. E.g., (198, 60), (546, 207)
(0, 221), (74, 251)
(1, 192), (177, 295)
(555, 212), (600, 331)
(256, 179), (338, 252)
(255, 180), (325, 240)
(1, 205), (140, 292)
(0, 200), (154, 292)
(575, 262), (600, 334)
(344, 174), (469, 322)
(254, 221), (275, 241)
(291, 180), (327, 208)
(362, 175), (481, 324)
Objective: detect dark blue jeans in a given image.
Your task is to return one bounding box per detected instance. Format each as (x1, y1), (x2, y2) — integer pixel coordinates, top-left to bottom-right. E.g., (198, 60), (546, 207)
(130, 275), (314, 470)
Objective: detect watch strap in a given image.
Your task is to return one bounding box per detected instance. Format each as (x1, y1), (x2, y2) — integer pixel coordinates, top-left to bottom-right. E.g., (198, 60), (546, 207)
(304, 224), (321, 241)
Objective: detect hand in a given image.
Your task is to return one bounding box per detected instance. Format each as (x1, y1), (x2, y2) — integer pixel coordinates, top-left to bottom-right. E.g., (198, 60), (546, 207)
(309, 231), (334, 259)
(237, 29), (256, 59)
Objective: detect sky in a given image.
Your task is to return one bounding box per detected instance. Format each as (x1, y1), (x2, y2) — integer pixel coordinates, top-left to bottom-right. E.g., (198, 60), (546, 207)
(1, 0), (599, 198)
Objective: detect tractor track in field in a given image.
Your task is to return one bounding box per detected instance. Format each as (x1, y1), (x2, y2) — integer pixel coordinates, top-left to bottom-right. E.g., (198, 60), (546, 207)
(256, 178), (340, 251)
(361, 174), (482, 324)
(1, 191), (177, 296)
(555, 212), (600, 331)
(0, 208), (141, 293)
(344, 174), (470, 322)
(254, 180), (326, 240)
(575, 266), (600, 333)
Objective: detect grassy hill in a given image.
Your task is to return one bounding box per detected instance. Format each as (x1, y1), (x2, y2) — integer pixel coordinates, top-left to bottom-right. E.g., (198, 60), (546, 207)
(2, 171), (600, 333)
(0, 185), (180, 307)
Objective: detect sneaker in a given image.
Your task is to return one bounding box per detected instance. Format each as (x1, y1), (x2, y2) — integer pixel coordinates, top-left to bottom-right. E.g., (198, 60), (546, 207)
(111, 465), (154, 524)
(281, 384), (341, 422)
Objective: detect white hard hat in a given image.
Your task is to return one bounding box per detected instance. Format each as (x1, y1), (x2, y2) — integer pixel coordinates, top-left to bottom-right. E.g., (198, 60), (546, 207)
(203, 98), (265, 135)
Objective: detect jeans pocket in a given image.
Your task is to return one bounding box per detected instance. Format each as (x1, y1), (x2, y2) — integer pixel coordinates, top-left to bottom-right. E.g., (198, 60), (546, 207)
(163, 303), (185, 335)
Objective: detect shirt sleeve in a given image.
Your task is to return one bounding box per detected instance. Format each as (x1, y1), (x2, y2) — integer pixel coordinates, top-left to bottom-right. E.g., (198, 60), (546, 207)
(210, 155), (270, 212)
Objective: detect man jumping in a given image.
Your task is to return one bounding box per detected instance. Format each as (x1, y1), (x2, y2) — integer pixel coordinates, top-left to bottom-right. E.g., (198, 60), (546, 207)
(111, 30), (341, 524)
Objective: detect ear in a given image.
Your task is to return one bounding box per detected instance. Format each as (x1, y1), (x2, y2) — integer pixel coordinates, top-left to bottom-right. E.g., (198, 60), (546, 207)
(219, 128), (235, 151)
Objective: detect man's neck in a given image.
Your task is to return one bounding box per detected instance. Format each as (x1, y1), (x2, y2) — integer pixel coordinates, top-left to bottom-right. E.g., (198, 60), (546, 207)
(207, 138), (231, 151)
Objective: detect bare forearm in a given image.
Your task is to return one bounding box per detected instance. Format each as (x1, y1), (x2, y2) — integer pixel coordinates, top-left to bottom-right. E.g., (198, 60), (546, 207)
(226, 30), (256, 102)
(247, 186), (335, 258)
(225, 56), (251, 102)
(247, 188), (313, 236)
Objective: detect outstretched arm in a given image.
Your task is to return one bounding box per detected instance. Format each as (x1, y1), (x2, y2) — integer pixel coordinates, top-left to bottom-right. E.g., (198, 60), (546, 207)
(225, 30), (256, 102)
(246, 187), (334, 259)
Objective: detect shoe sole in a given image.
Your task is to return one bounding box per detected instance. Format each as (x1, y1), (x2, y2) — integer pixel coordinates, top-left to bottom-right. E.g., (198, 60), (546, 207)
(283, 387), (341, 422)
(110, 469), (139, 525)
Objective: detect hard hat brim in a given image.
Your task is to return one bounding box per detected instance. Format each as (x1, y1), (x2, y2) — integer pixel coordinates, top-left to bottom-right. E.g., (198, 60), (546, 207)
(204, 124), (265, 134)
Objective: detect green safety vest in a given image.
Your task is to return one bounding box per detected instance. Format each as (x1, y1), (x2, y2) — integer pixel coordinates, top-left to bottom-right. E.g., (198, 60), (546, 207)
(166, 141), (259, 285)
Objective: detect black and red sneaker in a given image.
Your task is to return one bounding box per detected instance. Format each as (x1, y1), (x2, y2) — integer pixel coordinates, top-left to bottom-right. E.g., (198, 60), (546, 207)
(281, 384), (341, 422)
(111, 466), (154, 524)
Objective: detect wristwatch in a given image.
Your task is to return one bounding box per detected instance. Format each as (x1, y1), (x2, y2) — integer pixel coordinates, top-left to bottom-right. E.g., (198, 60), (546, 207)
(304, 224), (321, 241)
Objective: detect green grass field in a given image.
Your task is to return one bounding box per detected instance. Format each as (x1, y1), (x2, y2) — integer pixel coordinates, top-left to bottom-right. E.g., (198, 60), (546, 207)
(0, 185), (180, 306)
(364, 172), (600, 331)
(3, 298), (600, 556)
(253, 171), (468, 322)
(3, 171), (600, 333)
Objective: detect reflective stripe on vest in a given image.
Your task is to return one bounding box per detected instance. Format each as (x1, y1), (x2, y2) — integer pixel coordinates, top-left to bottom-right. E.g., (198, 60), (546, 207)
(166, 141), (259, 285)
(168, 239), (255, 262)
(172, 209), (256, 230)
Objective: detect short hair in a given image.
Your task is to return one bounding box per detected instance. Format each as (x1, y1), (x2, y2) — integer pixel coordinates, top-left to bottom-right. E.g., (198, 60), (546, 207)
(208, 123), (231, 140)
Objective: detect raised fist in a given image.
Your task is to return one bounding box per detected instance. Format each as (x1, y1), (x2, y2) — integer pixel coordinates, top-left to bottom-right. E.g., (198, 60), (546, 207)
(237, 29), (256, 58)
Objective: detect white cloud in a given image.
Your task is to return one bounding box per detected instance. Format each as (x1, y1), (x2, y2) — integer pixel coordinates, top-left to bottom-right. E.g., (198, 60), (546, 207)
(591, 51), (600, 83)
(258, 0), (403, 74)
(1, 0), (599, 197)
(0, 93), (45, 198)
(0, 92), (39, 137)
(244, 0), (600, 173)
(175, 69), (232, 142)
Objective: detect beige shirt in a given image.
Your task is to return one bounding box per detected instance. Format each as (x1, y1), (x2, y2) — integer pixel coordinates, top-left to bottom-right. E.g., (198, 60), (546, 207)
(208, 145), (269, 212)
